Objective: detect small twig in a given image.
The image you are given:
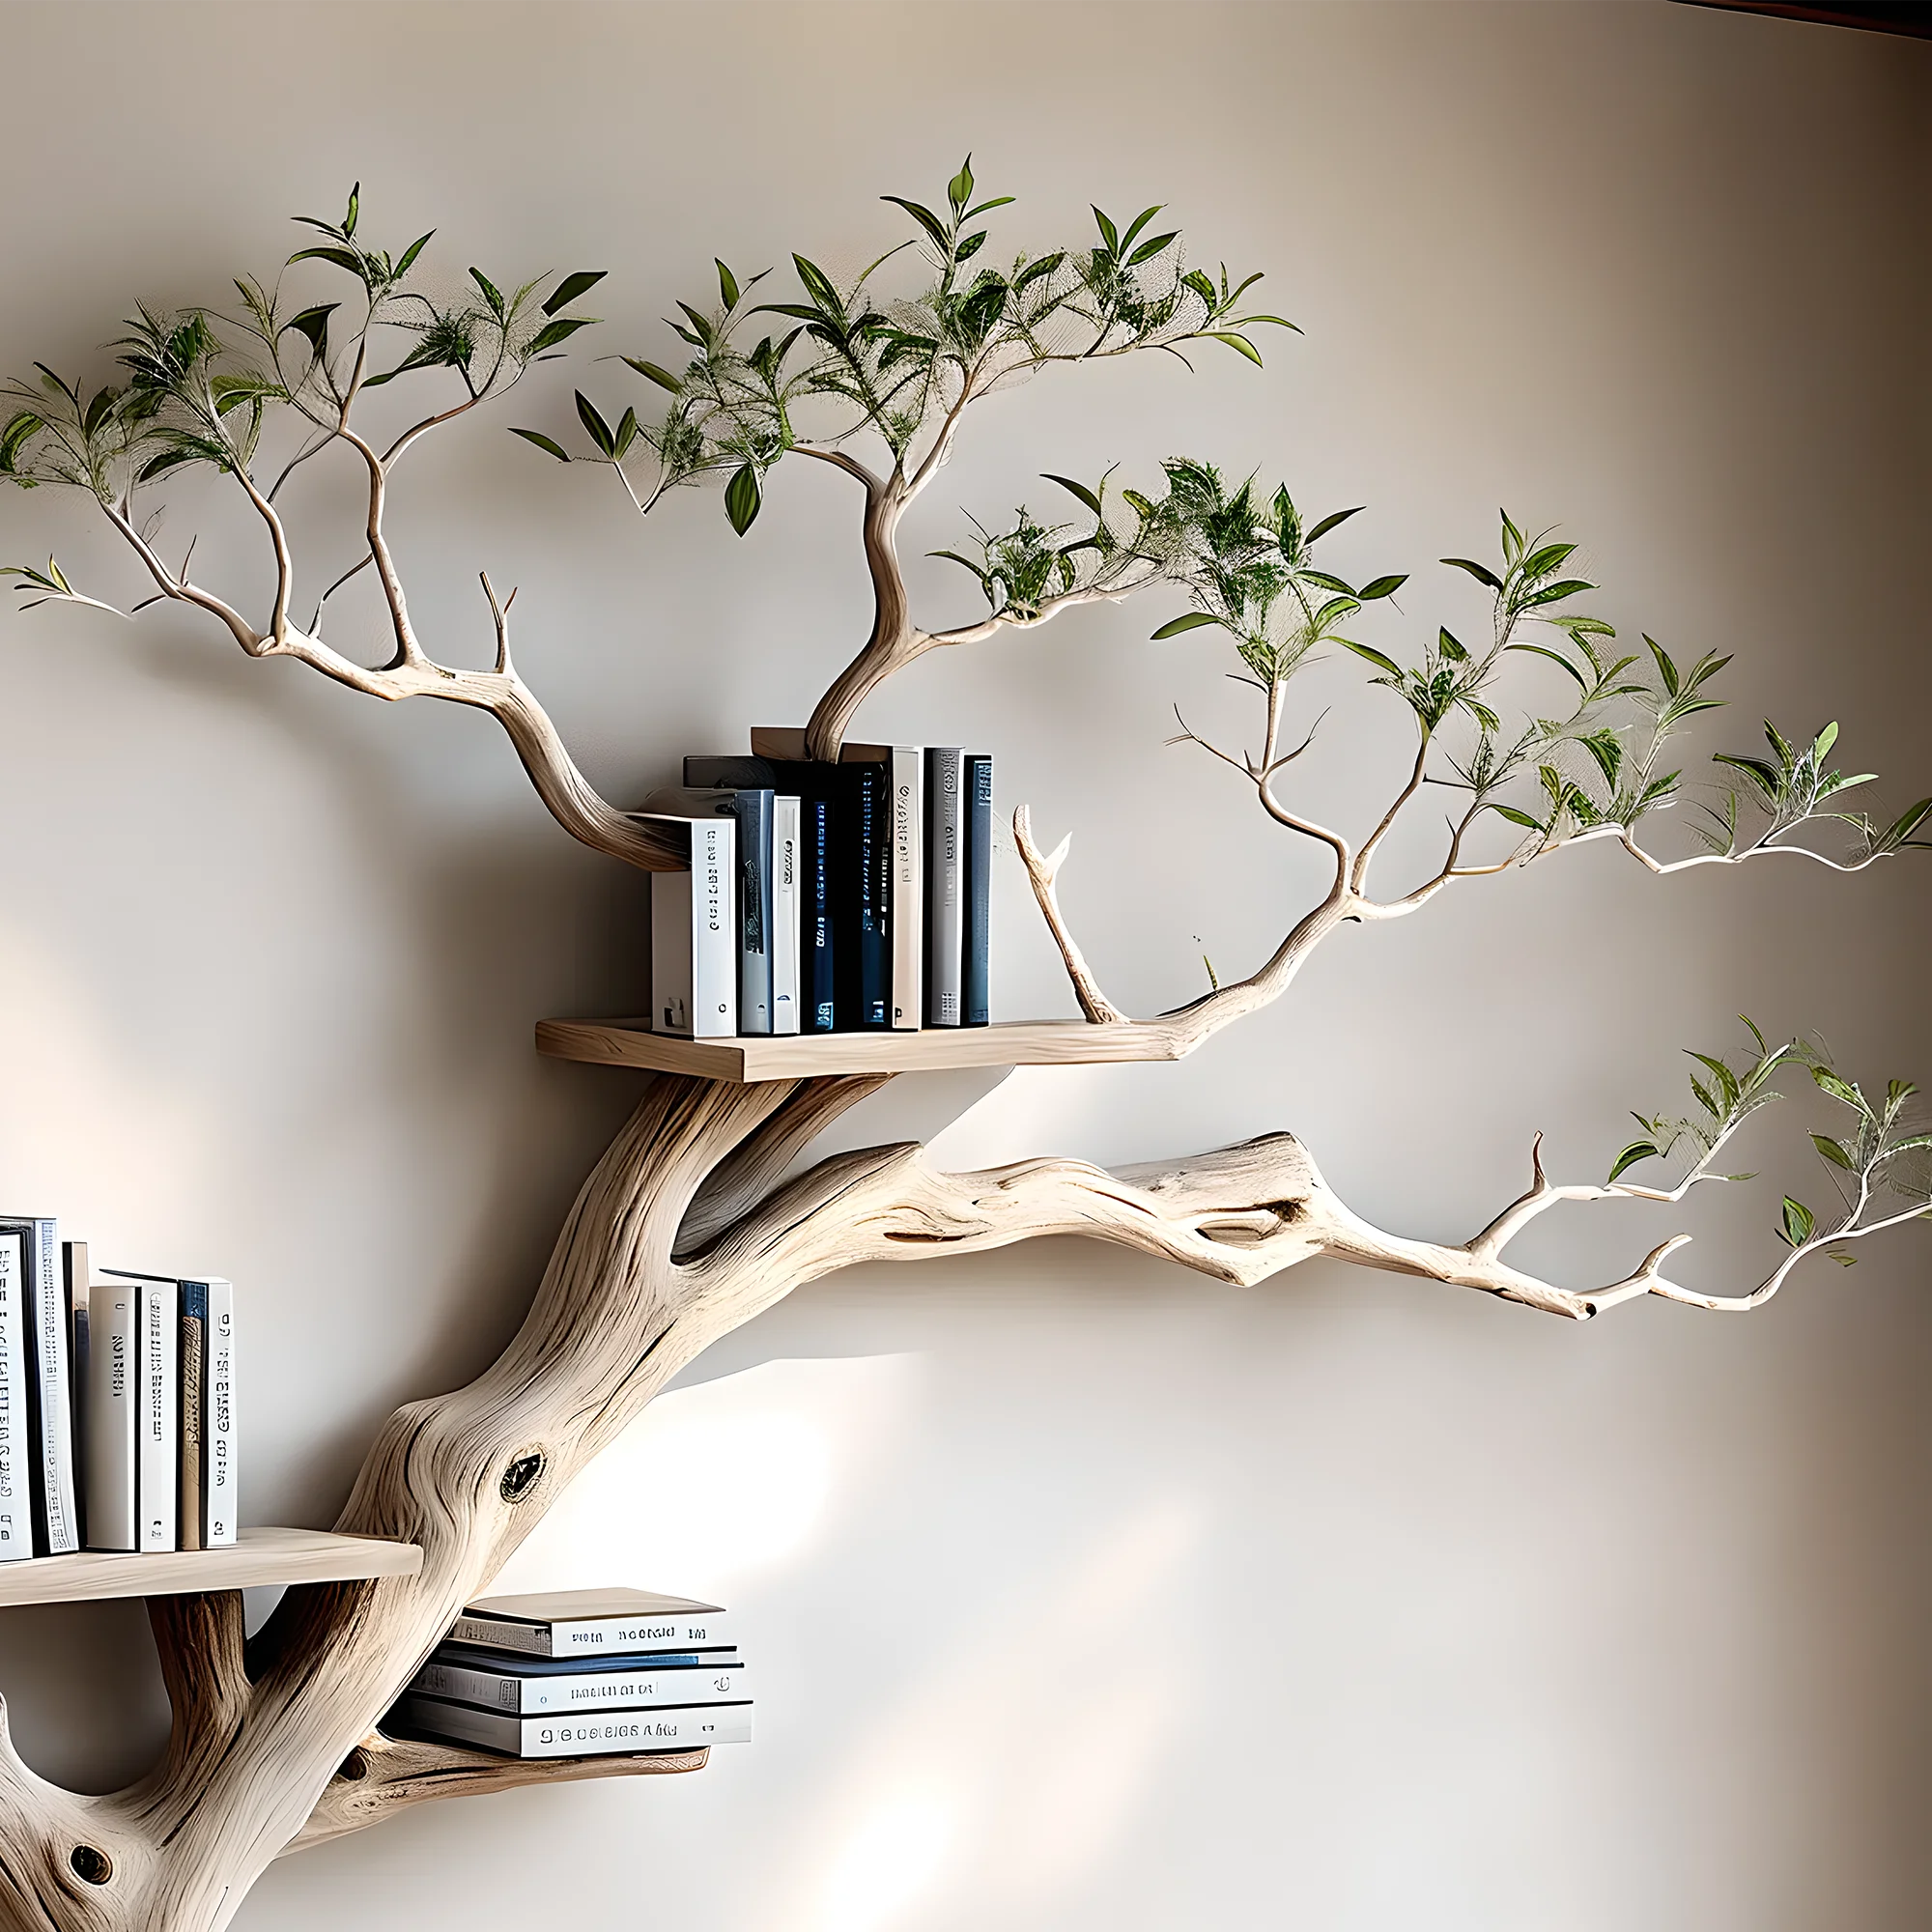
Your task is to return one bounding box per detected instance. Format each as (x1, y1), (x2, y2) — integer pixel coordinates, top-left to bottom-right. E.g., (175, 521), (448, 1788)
(1012, 805), (1128, 1024)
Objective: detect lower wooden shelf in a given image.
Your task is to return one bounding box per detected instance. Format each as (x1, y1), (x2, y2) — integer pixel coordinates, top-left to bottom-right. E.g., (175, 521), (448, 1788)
(0, 1527), (423, 1607)
(537, 1014), (1199, 1082)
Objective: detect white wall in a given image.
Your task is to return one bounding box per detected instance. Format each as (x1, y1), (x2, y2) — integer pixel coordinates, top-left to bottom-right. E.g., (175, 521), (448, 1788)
(0, 2), (1928, 1926)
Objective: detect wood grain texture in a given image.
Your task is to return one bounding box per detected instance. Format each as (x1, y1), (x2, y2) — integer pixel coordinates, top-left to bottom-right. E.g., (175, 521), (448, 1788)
(535, 1016), (1199, 1080)
(0, 1530), (421, 1607)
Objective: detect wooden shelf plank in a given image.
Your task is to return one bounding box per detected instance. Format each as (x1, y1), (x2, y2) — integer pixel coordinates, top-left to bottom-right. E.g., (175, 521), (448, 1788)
(536, 1016), (1199, 1083)
(0, 1527), (423, 1607)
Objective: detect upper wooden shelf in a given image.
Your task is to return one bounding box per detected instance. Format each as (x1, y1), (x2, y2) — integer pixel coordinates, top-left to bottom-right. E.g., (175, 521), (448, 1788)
(0, 1527), (423, 1607)
(536, 1016), (1198, 1083)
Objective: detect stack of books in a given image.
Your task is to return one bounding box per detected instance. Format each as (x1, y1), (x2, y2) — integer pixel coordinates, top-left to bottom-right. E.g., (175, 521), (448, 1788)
(641, 732), (994, 1039)
(393, 1588), (752, 1759)
(0, 1222), (237, 1559)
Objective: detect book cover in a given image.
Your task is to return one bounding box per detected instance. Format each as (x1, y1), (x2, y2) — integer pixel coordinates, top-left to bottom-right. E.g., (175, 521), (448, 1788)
(0, 1236), (31, 1560)
(452, 1587), (734, 1657)
(391, 1692), (752, 1759)
(178, 1311), (204, 1552)
(962, 753), (993, 1027)
(65, 1241), (87, 1549)
(644, 815), (737, 1038)
(651, 781), (776, 1036)
(190, 1277), (237, 1547)
(80, 1273), (136, 1551)
(923, 749), (964, 1026)
(136, 1277), (179, 1551)
(802, 791), (835, 1030)
(849, 756), (890, 1029)
(411, 1648), (748, 1716)
(890, 746), (923, 1030)
(770, 794), (802, 1036)
(0, 1215), (76, 1554)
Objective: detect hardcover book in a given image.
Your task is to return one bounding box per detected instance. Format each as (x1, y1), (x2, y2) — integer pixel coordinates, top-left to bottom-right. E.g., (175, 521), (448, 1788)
(0, 1236), (31, 1560)
(411, 1645), (748, 1715)
(178, 1312), (204, 1552)
(889, 745), (923, 1029)
(0, 1215), (76, 1554)
(643, 814), (737, 1038)
(962, 753), (993, 1027)
(923, 749), (964, 1026)
(770, 793), (802, 1036)
(80, 1272), (137, 1551)
(189, 1277), (237, 1547)
(653, 780), (777, 1035)
(135, 1276), (179, 1551)
(451, 1587), (734, 1657)
(391, 1692), (752, 1759)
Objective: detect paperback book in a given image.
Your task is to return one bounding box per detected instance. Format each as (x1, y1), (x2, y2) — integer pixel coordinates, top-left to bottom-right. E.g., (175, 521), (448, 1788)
(450, 1588), (735, 1658)
(391, 1694), (752, 1759)
(411, 1644), (748, 1715)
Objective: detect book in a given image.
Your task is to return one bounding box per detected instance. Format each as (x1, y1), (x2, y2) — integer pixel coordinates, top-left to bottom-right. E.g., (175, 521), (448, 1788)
(770, 793), (802, 1035)
(801, 788), (835, 1030)
(0, 1236), (31, 1560)
(136, 1277), (179, 1551)
(178, 1311), (203, 1552)
(656, 779), (777, 1036)
(889, 746), (923, 1029)
(0, 1215), (76, 1554)
(450, 1588), (734, 1657)
(923, 749), (964, 1026)
(189, 1277), (237, 1547)
(644, 814), (737, 1038)
(962, 753), (993, 1027)
(65, 1242), (87, 1548)
(79, 1271), (136, 1552)
(411, 1644), (748, 1715)
(391, 1692), (752, 1759)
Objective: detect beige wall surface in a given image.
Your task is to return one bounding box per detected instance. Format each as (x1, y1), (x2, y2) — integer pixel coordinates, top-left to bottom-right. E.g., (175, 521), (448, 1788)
(0, 1), (1927, 1926)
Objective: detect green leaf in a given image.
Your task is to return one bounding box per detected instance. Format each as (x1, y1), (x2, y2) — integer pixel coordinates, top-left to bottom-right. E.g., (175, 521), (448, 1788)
(623, 357), (684, 394)
(1644, 634), (1679, 696)
(1577, 729), (1624, 787)
(135, 448), (206, 482)
(949, 156), (975, 213)
(543, 270), (607, 318)
(1811, 1066), (1869, 1114)
(508, 427), (571, 462)
(287, 245), (365, 277)
(1440, 555), (1503, 591)
(1119, 206), (1164, 251)
(1507, 641), (1590, 693)
(1879, 798), (1932, 849)
(792, 254), (842, 317)
(1489, 803), (1546, 830)
(1607, 1140), (1661, 1183)
(0, 412), (43, 472)
(1301, 571), (1357, 597)
(1306, 507), (1363, 544)
(954, 232), (987, 264)
(1812, 720), (1838, 761)
(1205, 331), (1263, 365)
(1091, 205), (1120, 254)
(1713, 753), (1781, 801)
(1687, 1052), (1741, 1113)
(612, 406), (639, 460)
(525, 316), (596, 355)
(1042, 473), (1105, 518)
(1521, 541), (1576, 579)
(724, 462), (761, 535)
(394, 230), (434, 278)
(964, 195), (1015, 218)
(1829, 1251), (1859, 1266)
(281, 303), (339, 355)
(574, 391), (615, 457)
(1341, 640), (1404, 677)
(1778, 1196), (1816, 1248)
(882, 197), (952, 253)
(1150, 611), (1221, 639)
(1812, 1134), (1856, 1171)
(341, 182), (360, 238)
(1520, 578), (1595, 607)
(1125, 231), (1179, 267)
(1357, 574), (1407, 601)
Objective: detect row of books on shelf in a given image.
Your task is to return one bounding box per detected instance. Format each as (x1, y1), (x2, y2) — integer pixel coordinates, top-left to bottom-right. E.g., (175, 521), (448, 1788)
(391, 1588), (750, 1759)
(644, 731), (993, 1039)
(0, 1219), (236, 1560)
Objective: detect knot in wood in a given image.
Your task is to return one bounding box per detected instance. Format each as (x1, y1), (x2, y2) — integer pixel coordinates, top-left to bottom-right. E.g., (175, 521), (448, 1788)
(499, 1449), (548, 1503)
(70, 1845), (113, 1886)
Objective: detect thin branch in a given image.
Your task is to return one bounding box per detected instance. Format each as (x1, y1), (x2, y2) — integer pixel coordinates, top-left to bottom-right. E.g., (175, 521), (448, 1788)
(1012, 805), (1128, 1023)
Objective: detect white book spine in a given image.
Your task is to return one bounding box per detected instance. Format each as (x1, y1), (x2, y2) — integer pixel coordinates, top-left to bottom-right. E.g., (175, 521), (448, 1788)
(0, 1238), (30, 1560)
(396, 1694), (752, 1758)
(137, 1279), (179, 1551)
(771, 795), (801, 1036)
(199, 1278), (237, 1547)
(83, 1281), (137, 1551)
(27, 1220), (77, 1553)
(448, 1609), (737, 1656)
(412, 1660), (749, 1715)
(691, 816), (735, 1037)
(890, 747), (923, 1029)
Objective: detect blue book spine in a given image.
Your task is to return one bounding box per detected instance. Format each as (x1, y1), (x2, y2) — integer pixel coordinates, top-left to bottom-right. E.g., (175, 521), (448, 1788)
(962, 754), (992, 1027)
(855, 763), (890, 1029)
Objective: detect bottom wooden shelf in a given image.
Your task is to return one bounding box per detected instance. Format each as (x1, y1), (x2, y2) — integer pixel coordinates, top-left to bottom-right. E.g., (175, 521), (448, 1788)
(0, 1527), (423, 1607)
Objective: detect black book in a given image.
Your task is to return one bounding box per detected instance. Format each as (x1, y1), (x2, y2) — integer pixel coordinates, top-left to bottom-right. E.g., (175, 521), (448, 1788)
(844, 756), (891, 1030)
(961, 753), (993, 1027)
